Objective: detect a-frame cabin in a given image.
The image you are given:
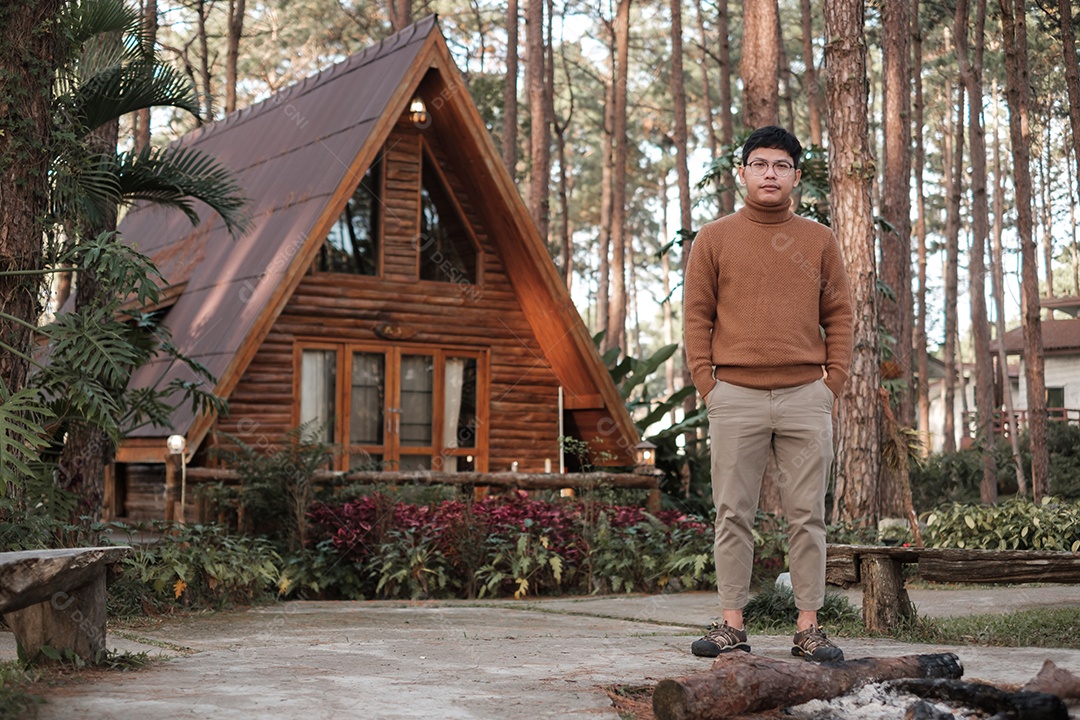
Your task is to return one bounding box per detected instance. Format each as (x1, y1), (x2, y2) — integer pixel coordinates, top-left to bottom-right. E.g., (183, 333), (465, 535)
(110, 17), (639, 520)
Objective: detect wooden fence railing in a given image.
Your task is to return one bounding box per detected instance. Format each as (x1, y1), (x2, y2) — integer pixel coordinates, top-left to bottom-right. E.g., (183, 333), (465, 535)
(163, 460), (662, 523)
(962, 408), (1079, 438)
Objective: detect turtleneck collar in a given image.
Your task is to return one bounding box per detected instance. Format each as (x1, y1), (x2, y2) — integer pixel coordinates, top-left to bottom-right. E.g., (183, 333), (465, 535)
(739, 195), (795, 224)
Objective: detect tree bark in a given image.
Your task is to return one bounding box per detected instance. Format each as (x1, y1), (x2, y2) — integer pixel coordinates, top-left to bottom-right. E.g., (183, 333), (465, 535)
(195, 0), (213, 122)
(775, 16), (795, 130)
(0, 0), (61, 395)
(224, 0), (246, 114)
(389, 0), (411, 31)
(1060, 0), (1080, 196)
(956, 0), (996, 503)
(800, 0), (823, 145)
(693, 0), (717, 160)
(824, 0), (880, 525)
(1039, 124), (1054, 299)
(597, 29), (615, 345)
(605, 0), (631, 355)
(502, 0), (519, 176)
(912, 0), (930, 454)
(942, 77), (964, 455)
(998, 0), (1049, 499)
(717, 0), (735, 214)
(741, 0), (780, 129)
(653, 653), (963, 720)
(526, 0), (549, 243)
(135, 0), (157, 152)
(880, 0), (912, 430)
(992, 83), (1028, 496)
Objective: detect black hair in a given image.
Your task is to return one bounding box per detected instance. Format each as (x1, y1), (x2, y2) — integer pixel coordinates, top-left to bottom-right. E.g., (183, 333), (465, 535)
(741, 126), (802, 169)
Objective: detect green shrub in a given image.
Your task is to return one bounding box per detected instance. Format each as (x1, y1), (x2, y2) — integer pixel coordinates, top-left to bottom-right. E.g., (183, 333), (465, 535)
(106, 522), (282, 616)
(744, 583), (860, 633)
(922, 496), (1080, 551)
(0, 661), (41, 720)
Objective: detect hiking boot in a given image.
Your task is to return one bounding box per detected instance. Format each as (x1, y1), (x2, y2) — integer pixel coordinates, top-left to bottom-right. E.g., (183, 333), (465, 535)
(691, 621), (750, 657)
(791, 625), (844, 662)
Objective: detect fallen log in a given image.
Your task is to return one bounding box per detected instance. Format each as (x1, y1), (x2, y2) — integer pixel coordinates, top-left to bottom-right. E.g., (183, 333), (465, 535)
(652, 652), (963, 720)
(888, 678), (1068, 720)
(1021, 660), (1080, 701)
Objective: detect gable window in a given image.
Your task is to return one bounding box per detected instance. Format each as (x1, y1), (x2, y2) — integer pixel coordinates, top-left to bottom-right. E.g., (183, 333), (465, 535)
(296, 342), (486, 472)
(418, 148), (478, 284)
(317, 153), (381, 275)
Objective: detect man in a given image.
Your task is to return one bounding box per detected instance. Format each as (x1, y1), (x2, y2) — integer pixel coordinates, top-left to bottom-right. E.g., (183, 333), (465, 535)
(683, 126), (853, 662)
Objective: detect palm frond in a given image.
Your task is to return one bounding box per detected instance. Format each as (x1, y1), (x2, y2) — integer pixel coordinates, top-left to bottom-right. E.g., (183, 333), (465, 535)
(68, 59), (199, 133)
(60, 0), (139, 50)
(115, 145), (251, 238)
(0, 383), (54, 484)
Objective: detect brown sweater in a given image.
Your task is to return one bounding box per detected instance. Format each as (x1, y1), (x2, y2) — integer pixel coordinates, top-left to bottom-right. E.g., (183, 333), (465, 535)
(683, 197), (853, 399)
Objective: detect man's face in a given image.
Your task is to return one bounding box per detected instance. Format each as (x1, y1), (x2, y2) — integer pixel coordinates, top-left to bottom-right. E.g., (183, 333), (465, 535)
(737, 147), (801, 207)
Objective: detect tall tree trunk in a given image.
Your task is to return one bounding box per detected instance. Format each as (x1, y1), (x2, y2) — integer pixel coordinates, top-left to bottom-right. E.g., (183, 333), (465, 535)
(880, 0), (912, 428)
(196, 0), (213, 122)
(224, 0), (245, 114)
(59, 103), (120, 523)
(389, 0), (411, 31)
(134, 0), (157, 152)
(597, 33), (615, 345)
(660, 171), (677, 423)
(942, 78), (964, 455)
(1058, 0), (1080, 210)
(605, 0), (630, 355)
(502, 0), (519, 176)
(717, 0), (736, 214)
(800, 0), (823, 145)
(999, 0), (1049, 500)
(526, 0), (549, 243)
(1069, 143), (1080, 296)
(742, 0), (780, 128)
(957, 0), (996, 502)
(1039, 123), (1054, 299)
(0, 0), (61, 397)
(694, 0), (718, 159)
(992, 85), (1028, 496)
(552, 8), (573, 290)
(776, 16), (795, 130)
(913, 0), (931, 453)
(671, 0), (698, 438)
(877, 0), (912, 516)
(824, 0), (880, 525)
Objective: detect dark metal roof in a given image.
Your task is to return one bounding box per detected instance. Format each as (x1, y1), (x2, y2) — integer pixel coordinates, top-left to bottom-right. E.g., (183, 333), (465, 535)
(990, 318), (1080, 354)
(120, 17), (438, 439)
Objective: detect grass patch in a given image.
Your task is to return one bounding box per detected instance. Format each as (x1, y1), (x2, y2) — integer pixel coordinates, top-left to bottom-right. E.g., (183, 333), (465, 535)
(0, 661), (42, 720)
(744, 584), (863, 636)
(895, 606), (1080, 649)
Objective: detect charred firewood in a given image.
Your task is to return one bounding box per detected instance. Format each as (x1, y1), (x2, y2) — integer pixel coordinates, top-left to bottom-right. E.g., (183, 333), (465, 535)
(904, 699), (955, 720)
(888, 677), (1069, 720)
(652, 652), (963, 720)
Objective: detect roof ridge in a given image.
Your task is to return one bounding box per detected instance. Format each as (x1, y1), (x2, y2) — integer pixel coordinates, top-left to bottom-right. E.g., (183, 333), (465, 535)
(175, 15), (439, 148)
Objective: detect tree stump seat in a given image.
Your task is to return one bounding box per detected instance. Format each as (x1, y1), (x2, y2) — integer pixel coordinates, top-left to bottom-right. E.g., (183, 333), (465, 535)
(0, 546), (131, 661)
(825, 543), (1080, 632)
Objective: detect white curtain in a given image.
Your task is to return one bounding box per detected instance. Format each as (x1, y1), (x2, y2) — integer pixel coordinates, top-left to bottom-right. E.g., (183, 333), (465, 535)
(300, 350), (335, 442)
(442, 358), (466, 472)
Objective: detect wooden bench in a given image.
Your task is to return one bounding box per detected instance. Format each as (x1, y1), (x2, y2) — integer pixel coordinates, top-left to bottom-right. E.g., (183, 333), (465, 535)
(825, 543), (1080, 632)
(0, 546), (131, 662)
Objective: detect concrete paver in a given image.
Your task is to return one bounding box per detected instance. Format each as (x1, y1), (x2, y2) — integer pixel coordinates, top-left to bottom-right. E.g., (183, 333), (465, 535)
(1, 587), (1078, 719)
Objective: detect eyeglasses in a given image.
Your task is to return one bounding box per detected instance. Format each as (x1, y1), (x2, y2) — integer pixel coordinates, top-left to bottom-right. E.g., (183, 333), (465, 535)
(745, 159), (796, 177)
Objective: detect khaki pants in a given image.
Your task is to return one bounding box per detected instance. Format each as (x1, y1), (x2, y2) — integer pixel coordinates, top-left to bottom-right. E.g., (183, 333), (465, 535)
(707, 378), (834, 611)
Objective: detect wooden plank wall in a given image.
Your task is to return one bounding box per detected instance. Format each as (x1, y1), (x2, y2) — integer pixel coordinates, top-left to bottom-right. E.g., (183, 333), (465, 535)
(215, 119), (562, 474)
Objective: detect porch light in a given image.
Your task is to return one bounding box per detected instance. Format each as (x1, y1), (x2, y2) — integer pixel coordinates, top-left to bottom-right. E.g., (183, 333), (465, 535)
(634, 440), (657, 474)
(409, 97), (429, 125)
(167, 434), (186, 454)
